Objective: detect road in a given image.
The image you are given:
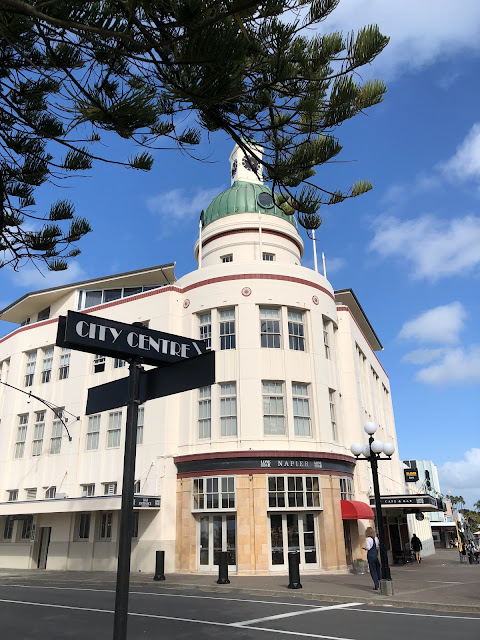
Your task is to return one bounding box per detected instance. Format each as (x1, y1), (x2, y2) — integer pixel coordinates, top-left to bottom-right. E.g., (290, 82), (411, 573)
(0, 581), (479, 640)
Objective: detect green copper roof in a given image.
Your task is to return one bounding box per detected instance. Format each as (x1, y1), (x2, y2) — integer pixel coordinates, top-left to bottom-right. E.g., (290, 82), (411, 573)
(201, 181), (297, 229)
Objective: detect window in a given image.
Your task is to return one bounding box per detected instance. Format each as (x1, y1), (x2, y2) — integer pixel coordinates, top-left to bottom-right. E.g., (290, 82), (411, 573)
(93, 354), (106, 373)
(114, 358), (126, 368)
(50, 417), (63, 455)
(0, 358), (10, 384)
(14, 415), (28, 459)
(323, 319), (330, 359)
(59, 348), (70, 380)
(260, 308), (281, 348)
(25, 351), (36, 386)
(78, 513), (91, 540)
(192, 477), (235, 510)
(32, 411), (45, 456)
(263, 381), (285, 435)
(3, 518), (13, 540)
(340, 478), (354, 500)
(288, 310), (305, 351)
(107, 411), (122, 448)
(198, 386), (211, 439)
(79, 286), (164, 310)
(99, 512), (113, 539)
(221, 254), (233, 263)
(104, 482), (117, 495)
(37, 306), (50, 321)
(220, 383), (237, 436)
(199, 312), (211, 349)
(292, 383), (311, 436)
(20, 517), (33, 540)
(21, 317), (31, 326)
(132, 511), (139, 538)
(45, 486), (56, 499)
(268, 476), (321, 509)
(263, 252), (275, 261)
(136, 406), (144, 445)
(219, 309), (236, 350)
(26, 488), (37, 500)
(134, 480), (141, 494)
(329, 389), (337, 441)
(87, 414), (100, 451)
(82, 484), (95, 497)
(41, 347), (54, 383)
(8, 490), (18, 502)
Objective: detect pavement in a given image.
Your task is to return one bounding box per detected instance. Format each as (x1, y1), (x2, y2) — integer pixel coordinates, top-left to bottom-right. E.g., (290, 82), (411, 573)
(0, 549), (478, 614)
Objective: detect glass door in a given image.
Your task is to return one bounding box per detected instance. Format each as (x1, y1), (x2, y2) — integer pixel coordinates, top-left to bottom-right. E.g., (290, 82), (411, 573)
(199, 514), (236, 571)
(269, 513), (319, 570)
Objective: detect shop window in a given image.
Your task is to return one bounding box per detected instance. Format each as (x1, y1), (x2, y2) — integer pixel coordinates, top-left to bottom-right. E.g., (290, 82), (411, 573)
(78, 513), (91, 540)
(267, 475), (321, 510)
(288, 310), (305, 351)
(192, 476), (236, 511)
(340, 477), (354, 500)
(20, 517), (33, 540)
(3, 517), (13, 540)
(99, 512), (113, 539)
(260, 307), (281, 348)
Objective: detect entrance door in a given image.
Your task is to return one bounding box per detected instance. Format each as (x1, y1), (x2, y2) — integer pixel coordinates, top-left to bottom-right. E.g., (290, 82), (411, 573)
(37, 527), (51, 569)
(269, 513), (319, 570)
(199, 514), (236, 570)
(343, 521), (353, 566)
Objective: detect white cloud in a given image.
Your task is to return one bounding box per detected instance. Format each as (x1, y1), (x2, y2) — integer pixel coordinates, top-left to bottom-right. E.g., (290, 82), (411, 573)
(416, 345), (480, 385)
(10, 261), (87, 290)
(438, 449), (480, 495)
(441, 123), (480, 182)
(402, 348), (443, 365)
(322, 1), (480, 79)
(146, 186), (224, 222)
(398, 302), (466, 345)
(325, 256), (345, 275)
(370, 215), (480, 280)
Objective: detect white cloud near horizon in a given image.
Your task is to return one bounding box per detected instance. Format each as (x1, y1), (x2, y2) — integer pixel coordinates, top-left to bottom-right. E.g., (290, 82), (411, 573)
(438, 450), (480, 502)
(415, 345), (480, 386)
(10, 261), (87, 290)
(402, 348), (443, 365)
(440, 122), (480, 182)
(398, 302), (466, 345)
(369, 214), (480, 280)
(146, 186), (224, 223)
(325, 256), (346, 275)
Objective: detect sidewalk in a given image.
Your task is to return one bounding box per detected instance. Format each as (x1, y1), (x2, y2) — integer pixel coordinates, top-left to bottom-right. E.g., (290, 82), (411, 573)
(0, 549), (479, 613)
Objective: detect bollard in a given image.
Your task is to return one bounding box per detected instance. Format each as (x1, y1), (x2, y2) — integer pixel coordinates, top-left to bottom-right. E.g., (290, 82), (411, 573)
(287, 551), (302, 589)
(217, 551), (230, 584)
(153, 550), (166, 581)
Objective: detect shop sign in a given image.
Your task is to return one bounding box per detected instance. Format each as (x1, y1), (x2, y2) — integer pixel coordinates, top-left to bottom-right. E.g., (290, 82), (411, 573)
(404, 469), (419, 482)
(260, 459), (323, 469)
(133, 496), (161, 508)
(370, 495), (436, 507)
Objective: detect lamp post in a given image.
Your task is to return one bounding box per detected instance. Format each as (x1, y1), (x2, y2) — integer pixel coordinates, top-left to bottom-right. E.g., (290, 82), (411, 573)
(350, 422), (395, 596)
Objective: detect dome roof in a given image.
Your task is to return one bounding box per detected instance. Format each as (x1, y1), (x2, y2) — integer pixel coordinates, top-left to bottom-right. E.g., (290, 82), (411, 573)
(201, 181), (297, 229)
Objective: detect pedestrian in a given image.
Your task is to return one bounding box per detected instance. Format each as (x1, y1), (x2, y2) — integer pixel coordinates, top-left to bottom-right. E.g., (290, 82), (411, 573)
(363, 526), (381, 590)
(411, 533), (422, 564)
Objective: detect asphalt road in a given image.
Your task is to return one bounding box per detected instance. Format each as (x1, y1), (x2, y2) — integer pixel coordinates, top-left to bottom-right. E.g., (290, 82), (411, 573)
(0, 582), (479, 640)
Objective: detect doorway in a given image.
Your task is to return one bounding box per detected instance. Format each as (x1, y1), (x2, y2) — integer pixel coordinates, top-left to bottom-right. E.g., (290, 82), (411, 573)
(343, 521), (353, 566)
(198, 514), (236, 570)
(269, 513), (319, 570)
(37, 527), (51, 569)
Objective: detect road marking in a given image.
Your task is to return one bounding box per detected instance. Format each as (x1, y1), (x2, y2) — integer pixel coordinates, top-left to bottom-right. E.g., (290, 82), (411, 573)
(427, 581), (462, 584)
(232, 602), (362, 626)
(348, 608), (480, 620)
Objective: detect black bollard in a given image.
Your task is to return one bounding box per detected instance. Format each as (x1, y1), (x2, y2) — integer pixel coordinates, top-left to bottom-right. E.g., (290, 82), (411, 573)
(217, 551), (230, 584)
(153, 550), (166, 581)
(287, 551), (302, 589)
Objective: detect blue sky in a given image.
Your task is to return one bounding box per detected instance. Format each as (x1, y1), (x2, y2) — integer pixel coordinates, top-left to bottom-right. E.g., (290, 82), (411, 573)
(1, 1), (479, 507)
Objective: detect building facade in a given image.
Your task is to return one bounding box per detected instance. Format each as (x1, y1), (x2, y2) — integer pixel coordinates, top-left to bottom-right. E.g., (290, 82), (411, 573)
(0, 144), (418, 575)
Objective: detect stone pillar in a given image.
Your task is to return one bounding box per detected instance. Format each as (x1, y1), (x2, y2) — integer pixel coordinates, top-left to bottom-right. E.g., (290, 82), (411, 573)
(318, 475), (348, 571)
(175, 478), (197, 572)
(236, 473), (269, 575)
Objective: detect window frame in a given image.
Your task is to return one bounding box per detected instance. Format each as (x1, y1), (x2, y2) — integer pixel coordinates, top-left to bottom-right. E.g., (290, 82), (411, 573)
(220, 382), (237, 437)
(24, 351), (36, 387)
(192, 476), (236, 512)
(14, 415), (28, 459)
(78, 513), (91, 540)
(288, 310), (306, 351)
(340, 477), (354, 500)
(41, 347), (54, 383)
(267, 475), (322, 511)
(58, 348), (70, 380)
(219, 308), (236, 350)
(260, 307), (281, 349)
(199, 312), (212, 349)
(81, 484), (95, 497)
(99, 512), (113, 540)
(198, 385), (212, 439)
(262, 381), (286, 436)
(32, 410), (46, 457)
(329, 389), (338, 441)
(86, 414), (101, 451)
(292, 383), (312, 437)
(106, 411), (122, 448)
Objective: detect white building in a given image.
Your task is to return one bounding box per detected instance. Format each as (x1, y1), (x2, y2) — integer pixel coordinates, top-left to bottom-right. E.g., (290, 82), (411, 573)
(0, 144), (441, 574)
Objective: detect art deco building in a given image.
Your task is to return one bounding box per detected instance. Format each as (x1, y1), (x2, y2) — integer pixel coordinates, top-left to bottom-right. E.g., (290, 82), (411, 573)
(0, 144), (417, 574)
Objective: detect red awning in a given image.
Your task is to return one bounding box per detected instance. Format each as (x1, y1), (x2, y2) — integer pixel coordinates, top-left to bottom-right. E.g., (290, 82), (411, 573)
(341, 500), (375, 520)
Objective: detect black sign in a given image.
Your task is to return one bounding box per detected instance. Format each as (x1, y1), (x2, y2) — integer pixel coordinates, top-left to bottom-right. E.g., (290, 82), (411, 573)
(369, 495), (437, 507)
(404, 469), (419, 482)
(56, 311), (208, 367)
(86, 350), (215, 414)
(133, 496), (161, 509)
(176, 455), (355, 475)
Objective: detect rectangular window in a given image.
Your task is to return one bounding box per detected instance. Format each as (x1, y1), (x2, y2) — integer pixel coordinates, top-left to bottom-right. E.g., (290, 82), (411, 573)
(107, 411), (122, 448)
(288, 310), (305, 351)
(26, 488), (37, 500)
(87, 414), (100, 451)
(263, 252), (275, 261)
(37, 306), (50, 321)
(32, 411), (45, 456)
(20, 517), (33, 540)
(198, 386), (211, 439)
(136, 406), (144, 445)
(50, 417), (63, 455)
(268, 476), (321, 510)
(323, 319), (330, 359)
(263, 381), (285, 435)
(199, 312), (212, 349)
(104, 482), (117, 495)
(45, 486), (56, 499)
(25, 351), (36, 387)
(84, 290), (103, 308)
(41, 347), (54, 383)
(104, 289), (121, 303)
(114, 358), (126, 368)
(3, 518), (13, 540)
(221, 254), (233, 263)
(292, 383), (311, 436)
(340, 478), (354, 500)
(192, 476), (235, 511)
(220, 382), (237, 436)
(59, 348), (70, 380)
(8, 490), (18, 502)
(329, 389), (337, 441)
(78, 513), (91, 540)
(134, 480), (141, 494)
(82, 484), (95, 497)
(219, 309), (236, 350)
(14, 415), (28, 459)
(260, 308), (281, 348)
(93, 354), (106, 373)
(100, 512), (113, 539)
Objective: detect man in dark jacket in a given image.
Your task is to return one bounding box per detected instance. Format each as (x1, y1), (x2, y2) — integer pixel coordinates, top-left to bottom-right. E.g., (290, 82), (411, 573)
(411, 534), (423, 564)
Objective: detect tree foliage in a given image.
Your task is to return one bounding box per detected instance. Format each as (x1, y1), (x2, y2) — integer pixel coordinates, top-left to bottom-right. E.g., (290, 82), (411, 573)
(0, 0), (389, 270)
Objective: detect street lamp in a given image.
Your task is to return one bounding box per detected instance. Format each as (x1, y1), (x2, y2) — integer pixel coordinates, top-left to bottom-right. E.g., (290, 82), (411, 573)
(350, 422), (395, 596)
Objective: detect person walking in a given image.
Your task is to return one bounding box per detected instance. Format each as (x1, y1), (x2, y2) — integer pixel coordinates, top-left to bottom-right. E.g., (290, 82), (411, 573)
(363, 526), (381, 590)
(411, 533), (422, 563)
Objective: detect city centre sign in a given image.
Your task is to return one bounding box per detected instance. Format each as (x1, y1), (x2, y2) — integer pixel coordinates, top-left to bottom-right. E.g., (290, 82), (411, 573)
(56, 311), (208, 367)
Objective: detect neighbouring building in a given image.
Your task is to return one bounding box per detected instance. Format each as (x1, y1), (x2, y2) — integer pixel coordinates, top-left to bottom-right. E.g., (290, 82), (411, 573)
(0, 143), (443, 575)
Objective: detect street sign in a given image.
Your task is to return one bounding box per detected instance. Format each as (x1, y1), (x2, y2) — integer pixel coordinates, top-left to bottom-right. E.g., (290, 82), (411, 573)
(404, 469), (419, 482)
(56, 311), (208, 367)
(133, 496), (161, 508)
(86, 350), (215, 414)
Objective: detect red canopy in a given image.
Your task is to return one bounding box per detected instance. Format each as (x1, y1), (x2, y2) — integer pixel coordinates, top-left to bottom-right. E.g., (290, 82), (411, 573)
(341, 500), (375, 520)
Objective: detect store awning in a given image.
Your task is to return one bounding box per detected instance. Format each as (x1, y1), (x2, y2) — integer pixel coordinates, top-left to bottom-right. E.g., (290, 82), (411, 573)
(341, 500), (375, 520)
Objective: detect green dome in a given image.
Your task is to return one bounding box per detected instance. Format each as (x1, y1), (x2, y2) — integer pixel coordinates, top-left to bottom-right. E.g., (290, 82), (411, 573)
(201, 181), (297, 229)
